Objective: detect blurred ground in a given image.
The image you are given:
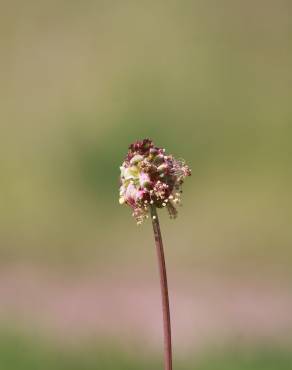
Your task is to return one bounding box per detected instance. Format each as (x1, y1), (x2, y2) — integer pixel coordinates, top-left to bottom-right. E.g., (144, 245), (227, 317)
(1, 330), (292, 370)
(0, 0), (292, 368)
(0, 263), (291, 353)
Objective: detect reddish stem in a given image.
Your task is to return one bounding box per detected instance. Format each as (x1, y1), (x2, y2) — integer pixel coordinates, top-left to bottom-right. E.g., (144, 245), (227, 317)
(150, 206), (172, 370)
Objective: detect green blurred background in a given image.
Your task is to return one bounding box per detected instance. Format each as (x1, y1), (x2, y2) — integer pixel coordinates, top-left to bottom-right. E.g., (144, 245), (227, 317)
(0, 0), (292, 369)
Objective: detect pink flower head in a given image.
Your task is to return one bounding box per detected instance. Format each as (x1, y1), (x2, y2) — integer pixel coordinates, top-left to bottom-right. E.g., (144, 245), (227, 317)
(119, 139), (191, 224)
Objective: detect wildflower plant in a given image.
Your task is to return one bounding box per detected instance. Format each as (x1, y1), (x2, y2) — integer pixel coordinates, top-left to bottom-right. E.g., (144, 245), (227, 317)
(119, 139), (191, 370)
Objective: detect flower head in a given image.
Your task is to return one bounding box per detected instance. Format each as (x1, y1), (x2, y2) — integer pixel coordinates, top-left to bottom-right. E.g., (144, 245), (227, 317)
(119, 139), (191, 224)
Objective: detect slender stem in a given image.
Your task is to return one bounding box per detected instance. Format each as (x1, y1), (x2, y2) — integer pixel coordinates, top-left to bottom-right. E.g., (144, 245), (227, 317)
(150, 206), (172, 370)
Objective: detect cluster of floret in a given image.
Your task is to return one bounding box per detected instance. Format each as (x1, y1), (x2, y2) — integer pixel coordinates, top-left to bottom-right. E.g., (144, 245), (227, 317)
(119, 139), (191, 224)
